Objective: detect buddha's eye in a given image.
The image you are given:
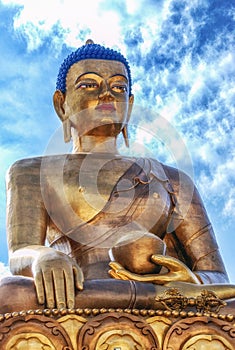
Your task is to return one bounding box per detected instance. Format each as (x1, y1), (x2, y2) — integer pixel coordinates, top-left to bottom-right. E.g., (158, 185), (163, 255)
(111, 84), (128, 93)
(76, 82), (99, 90)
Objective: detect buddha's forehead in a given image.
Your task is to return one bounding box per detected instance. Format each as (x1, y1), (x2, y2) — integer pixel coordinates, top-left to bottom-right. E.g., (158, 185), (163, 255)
(67, 59), (128, 81)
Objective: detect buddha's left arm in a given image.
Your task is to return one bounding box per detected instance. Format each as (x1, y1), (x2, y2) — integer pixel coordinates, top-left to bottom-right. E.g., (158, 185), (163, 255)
(169, 168), (229, 284)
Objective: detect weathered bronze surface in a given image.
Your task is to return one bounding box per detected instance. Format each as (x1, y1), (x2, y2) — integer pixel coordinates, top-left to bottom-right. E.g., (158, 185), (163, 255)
(2, 40), (235, 348)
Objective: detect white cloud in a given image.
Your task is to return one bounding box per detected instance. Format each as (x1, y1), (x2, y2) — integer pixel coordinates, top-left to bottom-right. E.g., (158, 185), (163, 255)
(2, 0), (122, 51)
(0, 262), (11, 278)
(223, 188), (235, 217)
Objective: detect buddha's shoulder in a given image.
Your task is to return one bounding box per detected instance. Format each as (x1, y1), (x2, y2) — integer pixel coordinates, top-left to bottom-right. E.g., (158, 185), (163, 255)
(7, 154), (75, 177)
(9, 156), (42, 170)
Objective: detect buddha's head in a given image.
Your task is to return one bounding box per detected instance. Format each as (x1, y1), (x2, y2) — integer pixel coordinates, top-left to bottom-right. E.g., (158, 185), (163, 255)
(53, 40), (134, 145)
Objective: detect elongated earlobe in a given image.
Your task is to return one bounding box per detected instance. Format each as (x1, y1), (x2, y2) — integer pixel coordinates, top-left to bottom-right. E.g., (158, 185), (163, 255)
(53, 90), (66, 120)
(53, 90), (71, 143)
(63, 118), (72, 143)
(123, 94), (134, 148)
(122, 125), (129, 148)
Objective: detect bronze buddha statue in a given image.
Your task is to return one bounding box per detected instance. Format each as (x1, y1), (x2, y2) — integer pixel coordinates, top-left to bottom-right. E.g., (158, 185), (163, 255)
(2, 40), (235, 314)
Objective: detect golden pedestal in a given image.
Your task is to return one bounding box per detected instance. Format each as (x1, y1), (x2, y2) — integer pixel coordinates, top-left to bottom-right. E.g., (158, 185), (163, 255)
(1, 306), (235, 349)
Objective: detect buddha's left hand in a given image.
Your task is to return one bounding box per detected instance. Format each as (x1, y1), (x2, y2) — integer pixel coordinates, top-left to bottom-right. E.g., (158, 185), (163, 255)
(109, 254), (200, 284)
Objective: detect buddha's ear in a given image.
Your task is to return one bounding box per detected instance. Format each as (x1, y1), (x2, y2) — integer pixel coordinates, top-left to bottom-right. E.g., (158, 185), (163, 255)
(53, 90), (71, 143)
(53, 90), (66, 121)
(127, 94), (134, 122)
(122, 94), (134, 148)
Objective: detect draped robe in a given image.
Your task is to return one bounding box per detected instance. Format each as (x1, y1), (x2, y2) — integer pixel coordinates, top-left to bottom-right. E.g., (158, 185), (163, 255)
(7, 153), (228, 284)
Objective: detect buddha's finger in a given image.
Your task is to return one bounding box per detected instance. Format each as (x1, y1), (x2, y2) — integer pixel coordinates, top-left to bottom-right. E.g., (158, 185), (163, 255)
(151, 254), (183, 270)
(64, 267), (80, 309)
(73, 265), (84, 291)
(109, 261), (124, 271)
(109, 264), (131, 280)
(52, 269), (66, 309)
(108, 262), (126, 278)
(115, 271), (133, 280)
(34, 271), (45, 305)
(113, 268), (142, 281)
(108, 269), (122, 279)
(42, 270), (56, 308)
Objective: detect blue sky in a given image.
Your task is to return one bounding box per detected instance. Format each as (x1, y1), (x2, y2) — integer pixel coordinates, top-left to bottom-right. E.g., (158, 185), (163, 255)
(0, 0), (235, 281)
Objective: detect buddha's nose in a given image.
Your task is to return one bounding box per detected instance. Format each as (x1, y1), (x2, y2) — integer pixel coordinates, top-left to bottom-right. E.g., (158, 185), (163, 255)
(98, 82), (114, 100)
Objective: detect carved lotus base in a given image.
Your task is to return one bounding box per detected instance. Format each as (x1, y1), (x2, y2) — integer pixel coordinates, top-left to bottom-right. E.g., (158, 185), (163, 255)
(1, 308), (235, 350)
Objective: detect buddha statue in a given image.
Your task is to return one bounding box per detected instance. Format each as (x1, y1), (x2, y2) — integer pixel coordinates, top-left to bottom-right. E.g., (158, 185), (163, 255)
(2, 40), (235, 314)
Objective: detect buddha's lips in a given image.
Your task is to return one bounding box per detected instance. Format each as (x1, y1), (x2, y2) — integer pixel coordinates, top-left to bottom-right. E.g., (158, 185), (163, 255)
(95, 103), (116, 112)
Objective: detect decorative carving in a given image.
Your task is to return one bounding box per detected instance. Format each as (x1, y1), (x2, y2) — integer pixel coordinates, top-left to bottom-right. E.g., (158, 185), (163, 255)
(195, 290), (227, 313)
(146, 316), (173, 349)
(1, 308), (235, 349)
(58, 314), (87, 350)
(182, 335), (234, 350)
(6, 334), (56, 350)
(156, 288), (226, 313)
(77, 312), (159, 349)
(97, 333), (143, 349)
(155, 288), (188, 312)
(163, 316), (235, 350)
(0, 314), (73, 350)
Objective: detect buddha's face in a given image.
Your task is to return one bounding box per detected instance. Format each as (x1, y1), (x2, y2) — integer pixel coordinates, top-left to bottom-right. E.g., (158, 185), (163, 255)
(61, 59), (134, 137)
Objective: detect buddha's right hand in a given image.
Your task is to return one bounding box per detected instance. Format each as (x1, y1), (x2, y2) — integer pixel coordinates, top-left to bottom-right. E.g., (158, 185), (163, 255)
(32, 247), (84, 309)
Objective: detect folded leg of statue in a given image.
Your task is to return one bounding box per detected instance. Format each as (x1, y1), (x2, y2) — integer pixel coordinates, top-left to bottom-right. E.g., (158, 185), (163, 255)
(1, 275), (235, 315)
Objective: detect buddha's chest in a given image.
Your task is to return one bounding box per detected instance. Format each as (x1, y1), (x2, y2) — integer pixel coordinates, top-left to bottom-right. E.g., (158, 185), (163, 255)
(44, 156), (173, 235)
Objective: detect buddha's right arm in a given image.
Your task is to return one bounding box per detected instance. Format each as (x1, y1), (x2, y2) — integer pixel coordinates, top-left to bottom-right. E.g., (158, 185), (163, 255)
(6, 159), (48, 273)
(6, 159), (83, 308)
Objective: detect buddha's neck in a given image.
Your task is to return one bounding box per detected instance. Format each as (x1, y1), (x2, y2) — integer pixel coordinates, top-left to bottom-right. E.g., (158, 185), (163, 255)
(72, 135), (119, 154)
